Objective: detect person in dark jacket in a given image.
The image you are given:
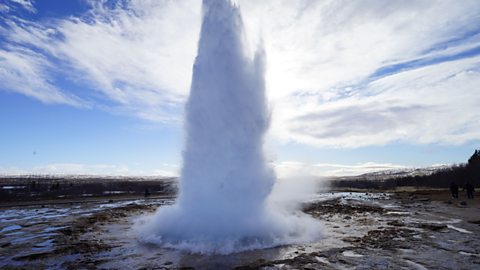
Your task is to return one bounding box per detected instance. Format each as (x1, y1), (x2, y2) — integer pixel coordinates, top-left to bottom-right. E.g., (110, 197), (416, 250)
(450, 182), (459, 199)
(466, 182), (475, 199)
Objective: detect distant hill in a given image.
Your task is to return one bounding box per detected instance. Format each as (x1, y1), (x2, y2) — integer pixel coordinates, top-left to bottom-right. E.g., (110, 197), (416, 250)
(0, 175), (177, 203)
(330, 150), (479, 190)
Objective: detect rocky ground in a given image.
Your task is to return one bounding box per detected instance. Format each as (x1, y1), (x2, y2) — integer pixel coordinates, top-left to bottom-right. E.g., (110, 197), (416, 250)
(1, 190), (479, 269)
(239, 191), (480, 269)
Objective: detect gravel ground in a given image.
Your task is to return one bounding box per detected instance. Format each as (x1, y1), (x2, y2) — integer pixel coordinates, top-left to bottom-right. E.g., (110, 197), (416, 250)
(1, 190), (479, 269)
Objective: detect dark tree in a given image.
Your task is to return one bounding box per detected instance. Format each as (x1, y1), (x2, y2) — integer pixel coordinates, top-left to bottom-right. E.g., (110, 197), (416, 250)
(467, 150), (480, 184)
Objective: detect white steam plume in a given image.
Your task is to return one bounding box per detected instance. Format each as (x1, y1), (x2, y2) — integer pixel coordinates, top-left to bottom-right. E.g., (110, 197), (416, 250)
(137, 0), (320, 254)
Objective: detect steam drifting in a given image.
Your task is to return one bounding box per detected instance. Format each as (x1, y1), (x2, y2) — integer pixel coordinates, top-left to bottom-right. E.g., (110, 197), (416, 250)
(138, 0), (320, 254)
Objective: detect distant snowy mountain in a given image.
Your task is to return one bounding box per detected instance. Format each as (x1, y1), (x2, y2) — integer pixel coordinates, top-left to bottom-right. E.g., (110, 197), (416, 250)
(359, 164), (452, 178)
(331, 164), (456, 182)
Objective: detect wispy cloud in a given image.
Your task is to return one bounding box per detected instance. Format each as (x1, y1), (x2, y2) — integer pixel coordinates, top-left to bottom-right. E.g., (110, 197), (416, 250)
(279, 56), (480, 147)
(0, 47), (85, 107)
(250, 0), (480, 147)
(5, 0), (36, 13)
(1, 0), (201, 121)
(0, 0), (479, 147)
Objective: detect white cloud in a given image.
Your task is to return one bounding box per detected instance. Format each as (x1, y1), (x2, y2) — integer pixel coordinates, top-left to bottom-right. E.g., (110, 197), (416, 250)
(1, 0), (479, 146)
(0, 163), (178, 176)
(0, 4), (10, 12)
(0, 47), (85, 107)
(277, 56), (480, 147)
(2, 0), (201, 121)
(6, 0), (36, 13)
(0, 166), (24, 175)
(240, 0), (480, 99)
(52, 0), (201, 122)
(248, 0), (480, 148)
(32, 163), (130, 175)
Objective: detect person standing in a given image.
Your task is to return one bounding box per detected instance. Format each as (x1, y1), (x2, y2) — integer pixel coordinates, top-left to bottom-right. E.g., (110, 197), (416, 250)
(450, 182), (459, 199)
(466, 181), (475, 199)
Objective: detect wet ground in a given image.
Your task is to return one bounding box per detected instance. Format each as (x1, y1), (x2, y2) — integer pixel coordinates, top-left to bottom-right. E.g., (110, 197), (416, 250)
(1, 191), (480, 269)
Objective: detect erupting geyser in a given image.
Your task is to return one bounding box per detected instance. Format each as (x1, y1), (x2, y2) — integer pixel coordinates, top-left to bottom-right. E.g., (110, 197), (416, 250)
(138, 0), (320, 254)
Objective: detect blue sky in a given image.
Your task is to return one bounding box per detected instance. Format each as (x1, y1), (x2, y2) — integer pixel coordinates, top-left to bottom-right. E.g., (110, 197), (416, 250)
(0, 0), (479, 177)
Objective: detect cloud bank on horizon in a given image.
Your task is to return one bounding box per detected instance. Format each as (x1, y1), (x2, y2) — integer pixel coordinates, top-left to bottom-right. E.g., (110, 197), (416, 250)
(1, 0), (480, 149)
